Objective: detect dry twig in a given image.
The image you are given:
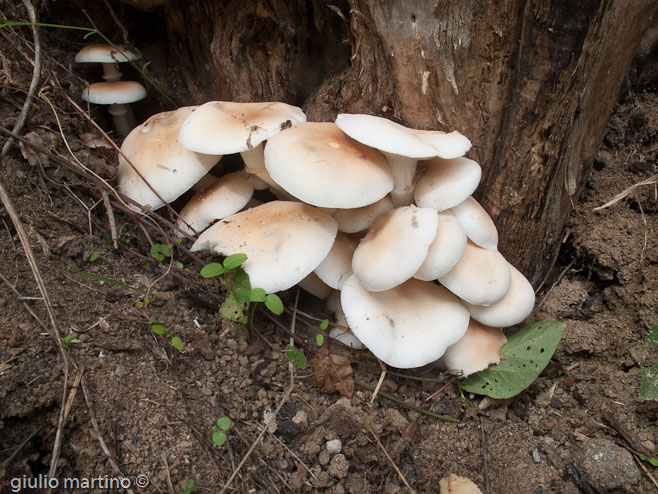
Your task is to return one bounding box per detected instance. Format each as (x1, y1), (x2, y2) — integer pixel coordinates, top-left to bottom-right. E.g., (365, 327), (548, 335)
(1, 0), (41, 157)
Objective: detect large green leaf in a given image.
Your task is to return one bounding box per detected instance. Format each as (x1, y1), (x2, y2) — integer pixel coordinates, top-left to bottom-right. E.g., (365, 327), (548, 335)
(459, 321), (566, 399)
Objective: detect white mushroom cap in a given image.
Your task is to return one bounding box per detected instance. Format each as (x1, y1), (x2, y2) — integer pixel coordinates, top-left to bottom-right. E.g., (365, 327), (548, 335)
(340, 275), (470, 368)
(336, 113), (472, 206)
(178, 101), (307, 155)
(176, 171), (254, 236)
(191, 201), (338, 293)
(464, 264), (535, 327)
(414, 157), (482, 211)
(117, 106), (222, 210)
(414, 210), (467, 281)
(298, 272), (332, 299)
(352, 206), (439, 291)
(264, 122), (394, 208)
(438, 320), (507, 378)
(82, 81), (147, 105)
(335, 113), (471, 160)
(450, 196), (499, 250)
(438, 240), (511, 306)
(75, 44), (141, 64)
(314, 232), (358, 290)
(334, 195), (394, 233)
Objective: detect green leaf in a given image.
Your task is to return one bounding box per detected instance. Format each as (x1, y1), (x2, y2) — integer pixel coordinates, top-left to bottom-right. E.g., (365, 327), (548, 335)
(183, 479), (195, 494)
(220, 292), (249, 323)
(285, 345), (307, 369)
(265, 293), (284, 315)
(151, 324), (166, 335)
(227, 267), (252, 304)
(643, 325), (658, 349)
(223, 253), (248, 270)
(175, 261), (184, 269)
(459, 321), (566, 399)
(150, 243), (170, 261)
(640, 454), (658, 467)
(216, 416), (232, 431)
(201, 262), (224, 278)
(316, 333), (325, 346)
(250, 287), (266, 302)
(171, 336), (184, 352)
(88, 251), (100, 262)
(63, 333), (78, 344)
(212, 431), (227, 447)
(320, 319), (329, 330)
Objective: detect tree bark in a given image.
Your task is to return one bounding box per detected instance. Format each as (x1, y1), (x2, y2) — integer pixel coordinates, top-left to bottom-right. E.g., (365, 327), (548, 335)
(154, 0), (658, 283)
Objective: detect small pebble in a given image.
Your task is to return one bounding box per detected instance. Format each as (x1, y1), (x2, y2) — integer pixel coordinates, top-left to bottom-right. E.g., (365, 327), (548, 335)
(326, 438), (342, 455)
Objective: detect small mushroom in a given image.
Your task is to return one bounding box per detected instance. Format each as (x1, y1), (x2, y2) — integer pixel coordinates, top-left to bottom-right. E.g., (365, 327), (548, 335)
(438, 240), (511, 306)
(414, 210), (467, 281)
(333, 195), (394, 234)
(463, 263), (535, 328)
(414, 157), (482, 211)
(176, 171), (254, 236)
(450, 196), (499, 250)
(117, 106), (222, 210)
(191, 201), (338, 293)
(438, 320), (507, 377)
(264, 122), (394, 208)
(351, 205), (438, 291)
(340, 274), (470, 368)
(177, 101), (306, 187)
(314, 232), (358, 290)
(75, 44), (141, 82)
(336, 113), (471, 206)
(82, 80), (147, 137)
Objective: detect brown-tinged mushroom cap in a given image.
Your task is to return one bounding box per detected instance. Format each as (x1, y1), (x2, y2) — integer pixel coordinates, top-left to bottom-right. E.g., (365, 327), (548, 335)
(117, 106), (222, 210)
(352, 205), (438, 291)
(414, 157), (482, 211)
(191, 201), (338, 293)
(176, 171), (254, 236)
(438, 320), (507, 378)
(177, 101), (306, 188)
(438, 240), (511, 306)
(264, 122), (394, 208)
(340, 275), (470, 368)
(464, 264), (535, 327)
(336, 113), (471, 206)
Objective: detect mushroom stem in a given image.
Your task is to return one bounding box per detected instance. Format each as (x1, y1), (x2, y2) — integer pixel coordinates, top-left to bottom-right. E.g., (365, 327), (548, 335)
(240, 145), (277, 187)
(101, 62), (122, 82)
(108, 103), (136, 137)
(382, 152), (419, 207)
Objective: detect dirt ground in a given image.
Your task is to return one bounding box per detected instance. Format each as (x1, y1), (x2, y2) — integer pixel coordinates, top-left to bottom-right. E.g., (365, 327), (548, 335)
(1, 3), (658, 494)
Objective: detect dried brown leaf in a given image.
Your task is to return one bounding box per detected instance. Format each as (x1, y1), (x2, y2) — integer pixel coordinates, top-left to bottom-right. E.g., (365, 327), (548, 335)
(312, 345), (354, 397)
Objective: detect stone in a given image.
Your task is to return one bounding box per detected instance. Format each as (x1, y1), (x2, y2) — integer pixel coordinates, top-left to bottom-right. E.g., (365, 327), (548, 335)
(577, 437), (641, 493)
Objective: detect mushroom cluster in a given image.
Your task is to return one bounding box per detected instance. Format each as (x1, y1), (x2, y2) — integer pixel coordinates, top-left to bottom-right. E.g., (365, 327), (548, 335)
(75, 44), (147, 137)
(117, 101), (535, 374)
